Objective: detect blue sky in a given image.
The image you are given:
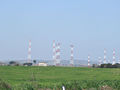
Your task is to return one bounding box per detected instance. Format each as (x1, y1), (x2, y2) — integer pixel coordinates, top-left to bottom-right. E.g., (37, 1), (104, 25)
(0, 0), (120, 62)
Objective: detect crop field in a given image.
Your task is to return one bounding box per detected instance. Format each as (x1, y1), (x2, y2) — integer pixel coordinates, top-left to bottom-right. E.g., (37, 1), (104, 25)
(0, 66), (120, 90)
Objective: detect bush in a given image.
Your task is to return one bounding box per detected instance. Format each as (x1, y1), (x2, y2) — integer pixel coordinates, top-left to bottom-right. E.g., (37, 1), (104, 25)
(100, 63), (120, 68)
(0, 79), (12, 90)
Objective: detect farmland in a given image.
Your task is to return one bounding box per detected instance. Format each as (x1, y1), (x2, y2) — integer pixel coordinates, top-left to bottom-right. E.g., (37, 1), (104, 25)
(0, 66), (120, 89)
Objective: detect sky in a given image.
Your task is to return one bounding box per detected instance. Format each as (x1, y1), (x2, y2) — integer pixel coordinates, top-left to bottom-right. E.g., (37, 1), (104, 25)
(0, 0), (120, 62)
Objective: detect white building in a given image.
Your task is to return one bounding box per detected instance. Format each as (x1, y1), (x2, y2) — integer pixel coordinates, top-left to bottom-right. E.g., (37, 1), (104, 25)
(38, 62), (48, 66)
(0, 62), (6, 66)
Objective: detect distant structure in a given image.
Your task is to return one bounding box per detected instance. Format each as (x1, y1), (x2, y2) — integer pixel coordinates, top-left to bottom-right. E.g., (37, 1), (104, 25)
(56, 43), (61, 66)
(70, 45), (74, 66)
(118, 57), (120, 64)
(38, 62), (48, 66)
(28, 40), (32, 63)
(98, 57), (102, 66)
(88, 55), (90, 67)
(112, 49), (116, 65)
(0, 62), (6, 66)
(103, 48), (107, 64)
(53, 40), (56, 65)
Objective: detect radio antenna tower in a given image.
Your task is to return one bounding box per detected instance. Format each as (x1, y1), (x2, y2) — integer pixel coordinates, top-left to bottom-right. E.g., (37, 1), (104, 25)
(104, 48), (107, 64)
(88, 54), (90, 67)
(112, 49), (116, 65)
(118, 57), (120, 64)
(98, 57), (102, 66)
(28, 40), (31, 63)
(70, 45), (74, 66)
(53, 40), (56, 65)
(56, 43), (61, 66)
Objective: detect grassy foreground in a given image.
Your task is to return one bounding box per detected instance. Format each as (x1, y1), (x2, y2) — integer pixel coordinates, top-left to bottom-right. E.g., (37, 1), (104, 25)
(0, 66), (120, 89)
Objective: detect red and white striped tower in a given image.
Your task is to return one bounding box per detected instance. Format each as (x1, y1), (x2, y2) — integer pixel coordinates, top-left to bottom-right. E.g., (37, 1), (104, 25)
(104, 48), (107, 64)
(70, 45), (74, 66)
(98, 57), (102, 66)
(112, 49), (116, 65)
(28, 40), (32, 63)
(88, 54), (90, 67)
(56, 43), (61, 66)
(53, 40), (56, 65)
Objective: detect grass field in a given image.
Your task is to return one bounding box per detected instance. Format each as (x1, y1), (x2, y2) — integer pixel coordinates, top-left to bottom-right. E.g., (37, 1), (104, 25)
(0, 66), (120, 89)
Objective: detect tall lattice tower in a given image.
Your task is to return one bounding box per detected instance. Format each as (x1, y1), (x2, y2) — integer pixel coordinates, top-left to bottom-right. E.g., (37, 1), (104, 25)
(104, 48), (107, 64)
(112, 49), (116, 65)
(88, 55), (90, 67)
(98, 57), (102, 66)
(118, 57), (120, 64)
(56, 43), (61, 66)
(53, 40), (56, 65)
(28, 40), (32, 63)
(70, 45), (74, 66)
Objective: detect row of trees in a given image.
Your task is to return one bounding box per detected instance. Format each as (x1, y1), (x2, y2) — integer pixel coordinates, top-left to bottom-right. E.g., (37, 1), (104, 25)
(8, 60), (37, 66)
(93, 63), (120, 68)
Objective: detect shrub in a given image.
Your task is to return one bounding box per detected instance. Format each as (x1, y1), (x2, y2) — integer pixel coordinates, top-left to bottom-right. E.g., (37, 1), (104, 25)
(0, 79), (12, 90)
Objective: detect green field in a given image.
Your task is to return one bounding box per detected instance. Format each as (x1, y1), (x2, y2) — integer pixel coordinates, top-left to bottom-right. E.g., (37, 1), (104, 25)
(0, 66), (120, 90)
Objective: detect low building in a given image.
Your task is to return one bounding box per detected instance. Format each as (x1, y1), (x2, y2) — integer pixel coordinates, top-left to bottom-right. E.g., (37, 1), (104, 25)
(38, 62), (48, 66)
(0, 62), (6, 66)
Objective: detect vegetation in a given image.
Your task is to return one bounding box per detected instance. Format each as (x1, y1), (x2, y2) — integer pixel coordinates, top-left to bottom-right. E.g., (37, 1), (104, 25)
(92, 63), (120, 68)
(0, 66), (120, 89)
(100, 63), (120, 68)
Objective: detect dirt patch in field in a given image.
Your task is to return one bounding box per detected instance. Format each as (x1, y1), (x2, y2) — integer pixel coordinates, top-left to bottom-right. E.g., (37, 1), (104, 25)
(82, 86), (113, 90)
(100, 85), (113, 90)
